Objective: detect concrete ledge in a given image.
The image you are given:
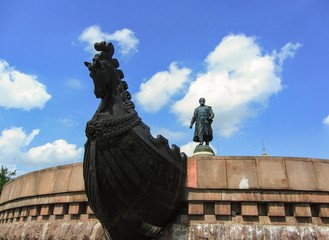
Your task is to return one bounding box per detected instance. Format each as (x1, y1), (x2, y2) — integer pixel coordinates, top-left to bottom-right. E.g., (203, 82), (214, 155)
(0, 192), (86, 212)
(187, 189), (329, 202)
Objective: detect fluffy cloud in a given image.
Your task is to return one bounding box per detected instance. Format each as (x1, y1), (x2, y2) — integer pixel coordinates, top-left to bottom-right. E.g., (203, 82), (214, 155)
(0, 60), (51, 110)
(0, 127), (83, 168)
(323, 115), (329, 126)
(180, 141), (198, 157)
(26, 139), (83, 165)
(0, 127), (39, 158)
(79, 25), (139, 56)
(172, 34), (301, 137)
(135, 62), (191, 112)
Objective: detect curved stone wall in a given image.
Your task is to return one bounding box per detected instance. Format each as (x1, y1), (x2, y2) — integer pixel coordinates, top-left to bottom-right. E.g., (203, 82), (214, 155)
(181, 156), (329, 240)
(0, 163), (105, 239)
(1, 156), (329, 239)
(187, 156), (329, 191)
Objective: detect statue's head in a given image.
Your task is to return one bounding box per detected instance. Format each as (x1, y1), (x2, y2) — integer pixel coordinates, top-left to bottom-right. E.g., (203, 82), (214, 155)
(84, 42), (122, 99)
(199, 97), (205, 105)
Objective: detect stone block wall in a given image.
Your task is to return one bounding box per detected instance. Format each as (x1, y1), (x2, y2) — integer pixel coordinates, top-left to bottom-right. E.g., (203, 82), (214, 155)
(1, 156), (329, 239)
(187, 156), (329, 191)
(0, 163), (105, 239)
(177, 156), (329, 240)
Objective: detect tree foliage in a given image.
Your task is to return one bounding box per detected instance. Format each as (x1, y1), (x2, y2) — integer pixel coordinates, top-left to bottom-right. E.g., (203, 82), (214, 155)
(0, 166), (16, 190)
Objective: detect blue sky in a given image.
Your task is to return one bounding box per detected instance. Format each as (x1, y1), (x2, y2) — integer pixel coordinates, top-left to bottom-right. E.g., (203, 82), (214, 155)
(1, 0), (329, 175)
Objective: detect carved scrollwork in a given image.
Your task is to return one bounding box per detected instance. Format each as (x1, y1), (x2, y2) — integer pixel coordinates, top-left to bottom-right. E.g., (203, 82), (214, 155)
(123, 101), (135, 113)
(121, 91), (132, 101)
(124, 132), (180, 196)
(119, 81), (128, 92)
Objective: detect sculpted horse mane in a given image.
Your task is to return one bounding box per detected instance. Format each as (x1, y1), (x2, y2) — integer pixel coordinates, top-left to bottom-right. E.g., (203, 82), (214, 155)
(84, 42), (134, 117)
(83, 41), (186, 240)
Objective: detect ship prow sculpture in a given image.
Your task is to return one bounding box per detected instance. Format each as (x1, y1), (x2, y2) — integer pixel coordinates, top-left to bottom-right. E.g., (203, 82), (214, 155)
(83, 41), (187, 240)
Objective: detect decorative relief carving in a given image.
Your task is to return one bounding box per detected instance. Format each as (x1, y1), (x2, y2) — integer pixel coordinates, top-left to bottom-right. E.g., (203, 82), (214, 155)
(86, 113), (141, 139)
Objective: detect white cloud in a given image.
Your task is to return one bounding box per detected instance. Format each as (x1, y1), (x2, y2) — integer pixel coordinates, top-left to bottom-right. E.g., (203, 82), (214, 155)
(323, 115), (329, 126)
(172, 34), (301, 137)
(79, 25), (139, 56)
(272, 42), (302, 72)
(0, 127), (39, 158)
(0, 60), (52, 110)
(26, 139), (83, 165)
(0, 127), (83, 168)
(180, 141), (198, 157)
(135, 62), (191, 112)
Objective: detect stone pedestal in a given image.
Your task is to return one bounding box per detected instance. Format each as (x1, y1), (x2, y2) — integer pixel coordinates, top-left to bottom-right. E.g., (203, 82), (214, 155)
(193, 145), (215, 156)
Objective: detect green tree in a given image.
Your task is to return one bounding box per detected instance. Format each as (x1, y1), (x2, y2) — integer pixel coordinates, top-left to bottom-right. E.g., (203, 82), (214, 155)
(0, 166), (16, 190)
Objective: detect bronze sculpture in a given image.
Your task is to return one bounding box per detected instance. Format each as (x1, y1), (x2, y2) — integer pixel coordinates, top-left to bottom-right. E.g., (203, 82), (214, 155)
(83, 41), (186, 240)
(190, 98), (214, 145)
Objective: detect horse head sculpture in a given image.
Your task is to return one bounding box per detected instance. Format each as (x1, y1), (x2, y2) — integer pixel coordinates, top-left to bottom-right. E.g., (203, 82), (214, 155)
(84, 41), (132, 117)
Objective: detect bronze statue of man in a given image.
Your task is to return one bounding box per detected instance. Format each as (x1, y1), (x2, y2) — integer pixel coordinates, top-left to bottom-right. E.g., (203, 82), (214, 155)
(190, 98), (214, 145)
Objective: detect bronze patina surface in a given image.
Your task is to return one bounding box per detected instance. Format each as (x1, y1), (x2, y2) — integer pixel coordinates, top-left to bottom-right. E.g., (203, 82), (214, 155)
(190, 98), (214, 146)
(83, 41), (186, 240)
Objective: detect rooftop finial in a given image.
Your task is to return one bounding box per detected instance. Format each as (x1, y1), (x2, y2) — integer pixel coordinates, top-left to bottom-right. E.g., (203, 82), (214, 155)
(262, 139), (268, 157)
